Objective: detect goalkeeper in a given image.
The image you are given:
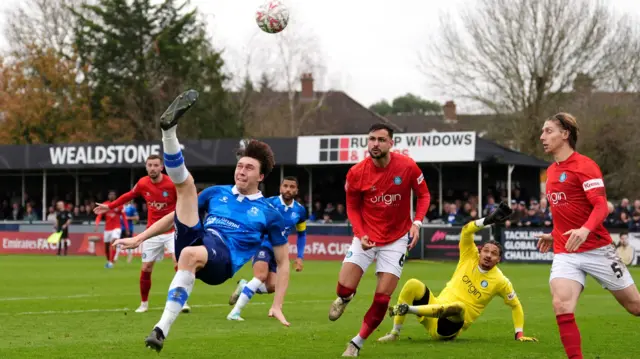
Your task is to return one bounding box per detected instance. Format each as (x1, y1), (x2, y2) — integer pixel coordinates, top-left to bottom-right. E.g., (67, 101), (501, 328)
(379, 202), (538, 343)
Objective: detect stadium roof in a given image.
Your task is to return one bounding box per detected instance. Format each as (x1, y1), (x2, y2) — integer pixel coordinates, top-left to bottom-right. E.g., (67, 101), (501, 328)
(475, 136), (549, 168)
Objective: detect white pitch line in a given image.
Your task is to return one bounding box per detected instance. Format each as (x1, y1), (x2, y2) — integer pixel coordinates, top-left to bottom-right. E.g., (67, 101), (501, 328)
(0, 294), (102, 301)
(0, 299), (328, 316)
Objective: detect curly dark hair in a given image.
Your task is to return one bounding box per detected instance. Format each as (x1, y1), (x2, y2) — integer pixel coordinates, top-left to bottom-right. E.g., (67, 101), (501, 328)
(236, 139), (275, 178)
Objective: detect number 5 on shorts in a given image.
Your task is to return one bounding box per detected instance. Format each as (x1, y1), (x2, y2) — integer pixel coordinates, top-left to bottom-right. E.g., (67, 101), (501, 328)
(611, 262), (623, 279)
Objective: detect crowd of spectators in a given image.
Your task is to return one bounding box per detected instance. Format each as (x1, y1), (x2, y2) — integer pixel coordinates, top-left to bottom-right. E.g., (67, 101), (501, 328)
(3, 188), (640, 232)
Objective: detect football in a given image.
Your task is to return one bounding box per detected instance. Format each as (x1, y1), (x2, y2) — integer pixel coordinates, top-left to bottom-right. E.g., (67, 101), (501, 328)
(256, 0), (289, 34)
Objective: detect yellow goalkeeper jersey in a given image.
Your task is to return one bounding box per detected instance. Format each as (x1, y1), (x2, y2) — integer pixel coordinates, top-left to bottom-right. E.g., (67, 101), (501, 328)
(437, 221), (524, 331)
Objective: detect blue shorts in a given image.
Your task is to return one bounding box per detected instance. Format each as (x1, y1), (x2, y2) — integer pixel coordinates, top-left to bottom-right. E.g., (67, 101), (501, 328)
(174, 215), (233, 285)
(252, 246), (277, 273)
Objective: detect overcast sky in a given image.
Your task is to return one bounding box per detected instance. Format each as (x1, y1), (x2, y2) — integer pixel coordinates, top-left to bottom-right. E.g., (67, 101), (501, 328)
(1, 0), (640, 109)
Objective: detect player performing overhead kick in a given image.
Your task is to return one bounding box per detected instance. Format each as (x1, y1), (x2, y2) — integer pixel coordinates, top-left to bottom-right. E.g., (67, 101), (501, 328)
(227, 176), (308, 321)
(113, 90), (291, 353)
(330, 123), (431, 357)
(379, 202), (538, 344)
(94, 154), (189, 313)
(537, 113), (640, 359)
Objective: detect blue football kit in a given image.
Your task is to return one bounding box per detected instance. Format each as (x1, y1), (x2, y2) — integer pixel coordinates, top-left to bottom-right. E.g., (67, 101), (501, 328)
(173, 185), (287, 285)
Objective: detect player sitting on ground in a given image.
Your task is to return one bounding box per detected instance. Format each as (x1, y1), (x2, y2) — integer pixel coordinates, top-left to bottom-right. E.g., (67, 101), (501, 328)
(379, 202), (538, 343)
(112, 90), (291, 353)
(227, 176), (308, 321)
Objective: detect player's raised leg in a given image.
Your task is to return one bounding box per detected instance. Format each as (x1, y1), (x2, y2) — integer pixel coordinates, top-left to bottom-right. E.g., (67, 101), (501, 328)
(145, 90), (201, 352)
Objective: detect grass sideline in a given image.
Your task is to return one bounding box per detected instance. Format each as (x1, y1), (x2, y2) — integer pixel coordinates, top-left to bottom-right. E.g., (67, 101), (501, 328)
(0, 255), (637, 359)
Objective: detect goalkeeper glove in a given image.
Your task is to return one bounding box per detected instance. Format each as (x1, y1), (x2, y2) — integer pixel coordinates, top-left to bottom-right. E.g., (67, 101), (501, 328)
(515, 332), (538, 342)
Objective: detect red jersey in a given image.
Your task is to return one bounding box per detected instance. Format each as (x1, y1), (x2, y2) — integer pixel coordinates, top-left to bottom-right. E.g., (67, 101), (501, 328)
(96, 202), (128, 231)
(545, 152), (611, 254)
(108, 175), (177, 233)
(345, 152), (430, 245)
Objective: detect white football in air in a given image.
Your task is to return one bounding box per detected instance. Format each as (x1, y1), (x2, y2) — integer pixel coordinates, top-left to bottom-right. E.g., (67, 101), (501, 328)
(256, 0), (289, 34)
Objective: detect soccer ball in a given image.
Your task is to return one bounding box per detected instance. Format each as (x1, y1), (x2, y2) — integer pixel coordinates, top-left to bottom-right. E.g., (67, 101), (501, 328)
(256, 1), (289, 34)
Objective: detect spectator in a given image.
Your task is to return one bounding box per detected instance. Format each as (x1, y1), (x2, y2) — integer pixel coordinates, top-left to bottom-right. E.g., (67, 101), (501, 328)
(23, 203), (38, 223)
(46, 206), (57, 222)
(483, 195), (497, 217)
(616, 233), (635, 266)
(9, 202), (23, 220)
(521, 207), (541, 227)
(321, 213), (333, 224)
(443, 204), (464, 225)
(311, 201), (323, 221)
(629, 211), (640, 232)
(332, 203), (347, 222)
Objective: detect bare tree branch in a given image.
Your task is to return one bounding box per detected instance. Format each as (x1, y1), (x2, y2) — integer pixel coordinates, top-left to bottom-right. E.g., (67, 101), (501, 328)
(420, 0), (637, 153)
(3, 0), (84, 59)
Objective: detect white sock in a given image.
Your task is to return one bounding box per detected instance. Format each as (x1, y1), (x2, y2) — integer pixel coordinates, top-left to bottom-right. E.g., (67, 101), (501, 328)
(351, 334), (365, 348)
(162, 127), (188, 184)
(155, 270), (195, 336)
(113, 245), (120, 261)
(392, 324), (403, 334)
(230, 277), (262, 314)
(256, 283), (269, 294)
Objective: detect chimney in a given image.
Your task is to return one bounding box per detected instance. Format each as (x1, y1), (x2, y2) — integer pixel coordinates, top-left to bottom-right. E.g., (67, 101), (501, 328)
(443, 100), (457, 123)
(300, 73), (314, 100)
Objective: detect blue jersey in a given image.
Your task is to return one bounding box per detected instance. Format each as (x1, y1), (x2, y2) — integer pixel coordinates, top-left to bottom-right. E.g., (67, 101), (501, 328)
(198, 185), (287, 274)
(121, 204), (138, 233)
(263, 196), (308, 258)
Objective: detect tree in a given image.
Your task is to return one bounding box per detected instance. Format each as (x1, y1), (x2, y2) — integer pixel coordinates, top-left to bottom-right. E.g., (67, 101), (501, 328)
(391, 94), (442, 115)
(0, 46), (124, 144)
(369, 94), (442, 116)
(3, 0), (83, 59)
(72, 0), (241, 140)
(420, 0), (640, 154)
(369, 100), (392, 116)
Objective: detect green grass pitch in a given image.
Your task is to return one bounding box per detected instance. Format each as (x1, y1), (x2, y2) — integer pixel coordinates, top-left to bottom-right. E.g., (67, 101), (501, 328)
(0, 256), (637, 359)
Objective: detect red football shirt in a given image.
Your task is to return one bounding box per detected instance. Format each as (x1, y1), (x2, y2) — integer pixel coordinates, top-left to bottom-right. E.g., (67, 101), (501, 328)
(108, 175), (177, 233)
(95, 201), (128, 231)
(345, 152), (431, 245)
(545, 152), (611, 254)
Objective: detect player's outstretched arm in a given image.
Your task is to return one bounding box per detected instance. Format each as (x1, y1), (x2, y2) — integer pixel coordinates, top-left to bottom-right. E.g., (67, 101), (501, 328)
(271, 244), (291, 326)
(500, 280), (538, 342)
(112, 211), (175, 249)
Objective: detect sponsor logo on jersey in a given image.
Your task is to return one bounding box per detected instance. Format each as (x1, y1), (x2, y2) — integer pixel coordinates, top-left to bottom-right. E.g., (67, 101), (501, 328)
(148, 201), (168, 211)
(205, 216), (240, 230)
(393, 176), (402, 185)
(462, 275), (482, 299)
(370, 193), (402, 205)
(582, 178), (604, 191)
(546, 191), (567, 205)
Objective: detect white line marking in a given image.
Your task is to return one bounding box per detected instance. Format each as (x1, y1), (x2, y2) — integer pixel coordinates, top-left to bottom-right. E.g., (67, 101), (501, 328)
(0, 294), (102, 301)
(0, 299), (328, 316)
